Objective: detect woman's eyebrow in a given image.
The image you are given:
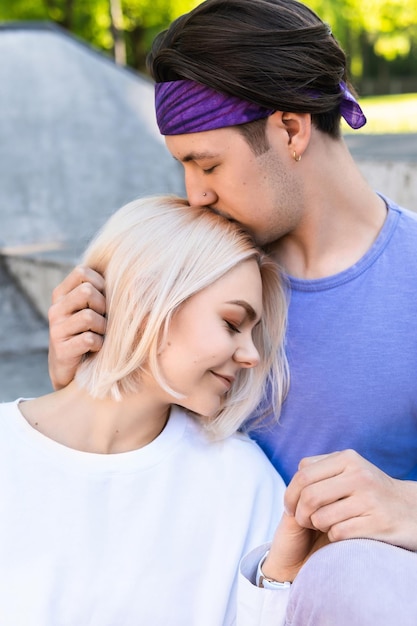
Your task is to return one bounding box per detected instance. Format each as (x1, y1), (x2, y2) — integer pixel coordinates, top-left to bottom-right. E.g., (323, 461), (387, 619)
(226, 300), (259, 322)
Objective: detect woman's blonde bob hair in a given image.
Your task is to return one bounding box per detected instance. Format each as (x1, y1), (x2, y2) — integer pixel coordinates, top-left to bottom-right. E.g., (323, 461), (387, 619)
(76, 195), (288, 440)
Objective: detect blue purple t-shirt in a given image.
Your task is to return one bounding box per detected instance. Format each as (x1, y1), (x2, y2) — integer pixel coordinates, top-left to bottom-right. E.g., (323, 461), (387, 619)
(251, 197), (417, 485)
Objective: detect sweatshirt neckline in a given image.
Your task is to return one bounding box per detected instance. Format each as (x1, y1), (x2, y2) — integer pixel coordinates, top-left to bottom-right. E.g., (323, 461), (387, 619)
(5, 399), (188, 474)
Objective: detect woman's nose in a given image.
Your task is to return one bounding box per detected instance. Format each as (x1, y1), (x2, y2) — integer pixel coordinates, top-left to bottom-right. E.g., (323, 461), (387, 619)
(233, 338), (261, 369)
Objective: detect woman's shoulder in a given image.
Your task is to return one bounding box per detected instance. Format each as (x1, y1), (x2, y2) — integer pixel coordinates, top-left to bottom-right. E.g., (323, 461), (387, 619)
(223, 430), (285, 484)
(179, 409), (285, 490)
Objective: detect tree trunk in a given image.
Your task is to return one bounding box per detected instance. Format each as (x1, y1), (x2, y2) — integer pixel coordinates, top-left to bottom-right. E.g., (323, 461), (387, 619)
(62, 0), (74, 30)
(128, 24), (147, 71)
(109, 0), (126, 65)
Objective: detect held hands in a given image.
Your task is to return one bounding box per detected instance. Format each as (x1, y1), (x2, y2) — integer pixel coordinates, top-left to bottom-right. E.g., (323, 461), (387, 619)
(263, 449), (417, 585)
(285, 449), (417, 552)
(48, 266), (106, 390)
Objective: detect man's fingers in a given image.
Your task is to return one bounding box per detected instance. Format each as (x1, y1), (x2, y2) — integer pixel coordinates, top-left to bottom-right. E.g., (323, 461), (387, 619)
(49, 308), (107, 344)
(49, 283), (106, 326)
(51, 265), (105, 304)
(307, 493), (360, 534)
(48, 267), (106, 390)
(285, 450), (360, 516)
(48, 331), (104, 390)
(298, 452), (338, 468)
(60, 330), (105, 357)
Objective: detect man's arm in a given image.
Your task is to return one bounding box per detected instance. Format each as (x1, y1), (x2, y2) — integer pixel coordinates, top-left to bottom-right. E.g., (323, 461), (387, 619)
(48, 266), (106, 390)
(284, 449), (417, 551)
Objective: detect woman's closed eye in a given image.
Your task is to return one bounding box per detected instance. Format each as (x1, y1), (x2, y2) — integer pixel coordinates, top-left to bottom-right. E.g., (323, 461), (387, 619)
(225, 320), (241, 334)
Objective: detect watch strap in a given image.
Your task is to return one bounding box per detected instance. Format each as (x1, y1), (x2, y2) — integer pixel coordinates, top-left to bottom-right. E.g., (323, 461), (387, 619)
(256, 550), (291, 590)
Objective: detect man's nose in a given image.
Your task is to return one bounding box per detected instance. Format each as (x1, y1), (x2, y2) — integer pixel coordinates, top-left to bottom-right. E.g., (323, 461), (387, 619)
(185, 172), (217, 207)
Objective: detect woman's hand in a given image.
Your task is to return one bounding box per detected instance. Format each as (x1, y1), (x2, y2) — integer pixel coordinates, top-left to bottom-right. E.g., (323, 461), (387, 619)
(261, 512), (330, 584)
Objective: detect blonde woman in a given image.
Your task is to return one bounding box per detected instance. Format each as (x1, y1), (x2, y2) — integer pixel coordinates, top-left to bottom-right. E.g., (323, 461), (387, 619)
(0, 196), (293, 625)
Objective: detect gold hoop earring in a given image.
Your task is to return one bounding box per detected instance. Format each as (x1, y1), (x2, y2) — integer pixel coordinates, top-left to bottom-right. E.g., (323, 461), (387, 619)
(293, 151), (302, 162)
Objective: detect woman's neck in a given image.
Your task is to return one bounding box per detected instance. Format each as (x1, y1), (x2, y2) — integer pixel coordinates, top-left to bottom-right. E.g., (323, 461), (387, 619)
(18, 381), (170, 454)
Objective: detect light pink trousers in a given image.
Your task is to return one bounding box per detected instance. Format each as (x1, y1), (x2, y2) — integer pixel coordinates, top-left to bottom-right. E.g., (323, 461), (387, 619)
(286, 539), (417, 625)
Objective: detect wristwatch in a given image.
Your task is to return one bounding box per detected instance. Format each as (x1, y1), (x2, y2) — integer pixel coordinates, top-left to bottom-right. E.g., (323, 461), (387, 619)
(256, 551), (291, 590)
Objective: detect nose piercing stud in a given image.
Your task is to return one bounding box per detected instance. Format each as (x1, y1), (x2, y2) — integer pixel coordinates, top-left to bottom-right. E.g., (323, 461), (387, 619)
(202, 192), (207, 197)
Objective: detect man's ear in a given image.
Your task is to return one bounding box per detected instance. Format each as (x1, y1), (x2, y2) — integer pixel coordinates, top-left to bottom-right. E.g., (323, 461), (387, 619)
(268, 111), (312, 159)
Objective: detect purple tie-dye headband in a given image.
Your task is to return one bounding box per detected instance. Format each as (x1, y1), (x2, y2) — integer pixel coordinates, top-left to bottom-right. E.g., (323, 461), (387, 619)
(155, 79), (366, 135)
(339, 81), (367, 129)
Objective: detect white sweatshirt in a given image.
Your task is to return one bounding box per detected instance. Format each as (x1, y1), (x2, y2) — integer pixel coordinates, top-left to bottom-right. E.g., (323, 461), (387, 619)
(0, 400), (288, 626)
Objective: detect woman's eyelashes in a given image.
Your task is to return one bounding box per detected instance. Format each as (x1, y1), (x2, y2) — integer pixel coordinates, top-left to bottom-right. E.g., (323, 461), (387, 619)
(225, 320), (241, 334)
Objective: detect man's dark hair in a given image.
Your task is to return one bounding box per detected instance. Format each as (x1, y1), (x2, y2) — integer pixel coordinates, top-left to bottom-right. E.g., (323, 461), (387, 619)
(148, 0), (352, 141)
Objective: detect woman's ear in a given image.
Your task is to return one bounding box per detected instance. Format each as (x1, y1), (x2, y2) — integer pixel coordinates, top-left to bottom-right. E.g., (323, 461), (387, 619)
(268, 111), (312, 160)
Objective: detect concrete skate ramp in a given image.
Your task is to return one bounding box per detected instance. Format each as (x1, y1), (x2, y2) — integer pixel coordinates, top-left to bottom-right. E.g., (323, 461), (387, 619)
(0, 23), (182, 252)
(0, 23), (183, 401)
(0, 257), (51, 401)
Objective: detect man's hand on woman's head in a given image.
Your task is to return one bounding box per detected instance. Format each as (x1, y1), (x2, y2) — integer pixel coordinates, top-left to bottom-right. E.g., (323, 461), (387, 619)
(48, 266), (106, 390)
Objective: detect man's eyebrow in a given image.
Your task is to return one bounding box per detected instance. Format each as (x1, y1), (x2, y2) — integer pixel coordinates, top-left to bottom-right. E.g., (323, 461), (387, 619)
(173, 151), (220, 163)
(227, 300), (259, 322)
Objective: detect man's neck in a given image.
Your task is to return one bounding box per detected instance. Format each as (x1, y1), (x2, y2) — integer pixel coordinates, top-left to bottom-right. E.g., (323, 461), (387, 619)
(270, 141), (388, 279)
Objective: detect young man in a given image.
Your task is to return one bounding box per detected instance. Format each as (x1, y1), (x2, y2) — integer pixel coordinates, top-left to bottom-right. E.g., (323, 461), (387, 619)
(48, 0), (417, 622)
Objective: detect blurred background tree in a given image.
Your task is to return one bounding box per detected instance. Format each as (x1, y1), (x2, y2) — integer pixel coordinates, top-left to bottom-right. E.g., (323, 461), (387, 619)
(0, 0), (416, 94)
(306, 0), (417, 93)
(0, 0), (201, 69)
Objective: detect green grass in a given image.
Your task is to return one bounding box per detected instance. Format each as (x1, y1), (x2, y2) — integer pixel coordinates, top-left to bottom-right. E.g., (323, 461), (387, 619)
(342, 92), (417, 134)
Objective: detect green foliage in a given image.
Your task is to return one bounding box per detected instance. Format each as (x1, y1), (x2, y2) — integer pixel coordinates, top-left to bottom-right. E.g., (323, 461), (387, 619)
(0, 0), (114, 51)
(1, 0), (416, 87)
(0, 0), (48, 20)
(120, 0), (201, 68)
(306, 0), (417, 83)
(0, 0), (202, 69)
